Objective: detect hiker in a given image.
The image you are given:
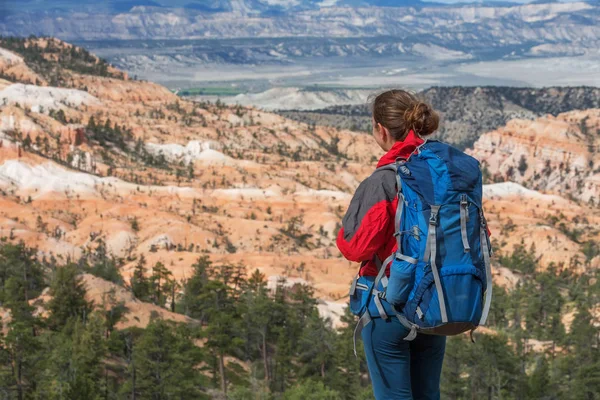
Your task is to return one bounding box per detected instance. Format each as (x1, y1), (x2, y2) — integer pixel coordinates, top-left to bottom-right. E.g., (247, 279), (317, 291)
(337, 89), (492, 399)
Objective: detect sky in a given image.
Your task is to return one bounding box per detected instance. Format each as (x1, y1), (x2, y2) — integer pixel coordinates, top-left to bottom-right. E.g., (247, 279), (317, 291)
(0, 0), (584, 15)
(426, 0), (579, 2)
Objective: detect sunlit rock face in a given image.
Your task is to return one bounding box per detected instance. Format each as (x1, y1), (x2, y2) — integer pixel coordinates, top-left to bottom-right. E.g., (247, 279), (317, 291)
(469, 109), (600, 204)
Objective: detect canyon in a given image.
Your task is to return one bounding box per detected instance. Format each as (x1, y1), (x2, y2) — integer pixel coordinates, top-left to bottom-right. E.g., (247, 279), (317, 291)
(0, 37), (598, 328)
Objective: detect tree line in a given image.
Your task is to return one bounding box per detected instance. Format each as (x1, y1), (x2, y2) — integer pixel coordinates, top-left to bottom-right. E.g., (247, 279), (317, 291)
(0, 239), (597, 399)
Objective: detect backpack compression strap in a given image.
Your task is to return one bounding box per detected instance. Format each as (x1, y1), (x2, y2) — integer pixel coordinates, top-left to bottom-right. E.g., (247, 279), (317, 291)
(372, 253), (395, 319)
(479, 211), (493, 326)
(353, 310), (371, 357)
(460, 194), (471, 253)
(423, 205), (448, 324)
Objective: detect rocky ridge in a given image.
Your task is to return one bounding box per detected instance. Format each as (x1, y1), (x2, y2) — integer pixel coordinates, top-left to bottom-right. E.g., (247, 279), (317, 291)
(281, 86), (600, 149)
(469, 109), (600, 205)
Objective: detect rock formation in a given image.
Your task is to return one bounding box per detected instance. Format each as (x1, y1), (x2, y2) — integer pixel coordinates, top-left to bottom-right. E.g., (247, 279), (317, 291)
(0, 37), (598, 328)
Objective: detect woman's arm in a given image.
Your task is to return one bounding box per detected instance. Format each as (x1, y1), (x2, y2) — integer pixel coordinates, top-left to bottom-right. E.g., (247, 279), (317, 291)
(336, 171), (396, 262)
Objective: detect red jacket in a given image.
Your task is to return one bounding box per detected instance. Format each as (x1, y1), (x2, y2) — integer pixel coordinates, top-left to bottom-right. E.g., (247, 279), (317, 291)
(336, 131), (424, 277)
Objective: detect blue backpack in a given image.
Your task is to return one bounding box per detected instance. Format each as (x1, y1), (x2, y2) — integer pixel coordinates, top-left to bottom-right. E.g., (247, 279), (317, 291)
(349, 140), (493, 354)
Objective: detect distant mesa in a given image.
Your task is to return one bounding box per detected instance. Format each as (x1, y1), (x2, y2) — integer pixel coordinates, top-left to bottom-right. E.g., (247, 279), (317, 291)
(194, 87), (372, 111)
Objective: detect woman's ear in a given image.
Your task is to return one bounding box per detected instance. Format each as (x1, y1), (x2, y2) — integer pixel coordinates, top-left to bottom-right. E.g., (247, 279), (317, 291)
(378, 123), (389, 141)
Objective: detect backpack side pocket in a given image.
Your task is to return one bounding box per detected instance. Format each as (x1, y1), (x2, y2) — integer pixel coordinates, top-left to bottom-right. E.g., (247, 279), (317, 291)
(386, 257), (417, 309)
(349, 276), (374, 316)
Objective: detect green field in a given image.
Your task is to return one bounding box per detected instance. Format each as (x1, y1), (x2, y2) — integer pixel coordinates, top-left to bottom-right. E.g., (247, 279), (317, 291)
(175, 85), (376, 97)
(176, 87), (244, 97)
(300, 84), (375, 92)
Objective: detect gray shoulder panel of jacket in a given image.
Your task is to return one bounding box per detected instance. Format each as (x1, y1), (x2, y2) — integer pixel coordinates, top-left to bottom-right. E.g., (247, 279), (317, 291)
(341, 167), (397, 242)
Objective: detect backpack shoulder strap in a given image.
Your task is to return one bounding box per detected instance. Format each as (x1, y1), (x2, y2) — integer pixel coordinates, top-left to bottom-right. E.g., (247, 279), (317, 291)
(371, 163), (397, 180)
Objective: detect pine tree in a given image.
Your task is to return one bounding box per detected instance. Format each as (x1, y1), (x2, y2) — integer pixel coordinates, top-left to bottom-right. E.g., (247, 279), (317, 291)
(488, 283), (509, 329)
(518, 155), (528, 176)
(47, 263), (93, 330)
(0, 244), (44, 400)
(297, 311), (336, 381)
(0, 276), (44, 399)
(328, 306), (369, 399)
(446, 333), (519, 399)
(563, 303), (600, 399)
(203, 278), (243, 395)
(115, 327), (145, 400)
(271, 327), (293, 393)
(85, 238), (123, 285)
(130, 254), (151, 301)
(288, 283), (318, 327)
(22, 133), (32, 149)
(130, 216), (140, 232)
(37, 314), (106, 399)
(133, 318), (206, 399)
(499, 243), (537, 274)
(181, 256), (210, 322)
(101, 288), (128, 338)
(441, 337), (467, 399)
(528, 356), (552, 399)
(239, 270), (273, 385)
(150, 261), (173, 307)
(282, 380), (341, 400)
(0, 243), (46, 304)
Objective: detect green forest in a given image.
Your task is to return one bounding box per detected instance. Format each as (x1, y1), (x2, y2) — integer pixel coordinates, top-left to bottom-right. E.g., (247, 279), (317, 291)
(0, 239), (598, 399)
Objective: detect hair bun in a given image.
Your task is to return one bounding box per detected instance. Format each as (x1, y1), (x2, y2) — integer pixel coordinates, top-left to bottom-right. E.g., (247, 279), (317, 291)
(370, 89), (439, 141)
(404, 102), (439, 137)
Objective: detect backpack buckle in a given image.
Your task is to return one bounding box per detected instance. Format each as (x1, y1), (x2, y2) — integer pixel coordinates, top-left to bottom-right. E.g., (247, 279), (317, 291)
(460, 194), (468, 207)
(429, 212), (438, 225)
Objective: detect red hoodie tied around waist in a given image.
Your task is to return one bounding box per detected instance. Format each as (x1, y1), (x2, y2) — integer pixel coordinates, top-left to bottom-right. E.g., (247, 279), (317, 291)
(336, 131), (424, 277)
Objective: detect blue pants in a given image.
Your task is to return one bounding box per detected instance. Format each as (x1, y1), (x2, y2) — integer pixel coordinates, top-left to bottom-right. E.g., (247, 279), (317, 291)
(362, 317), (446, 400)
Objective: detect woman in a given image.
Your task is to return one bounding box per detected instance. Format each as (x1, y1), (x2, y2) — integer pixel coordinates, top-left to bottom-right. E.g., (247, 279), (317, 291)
(336, 89), (446, 400)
